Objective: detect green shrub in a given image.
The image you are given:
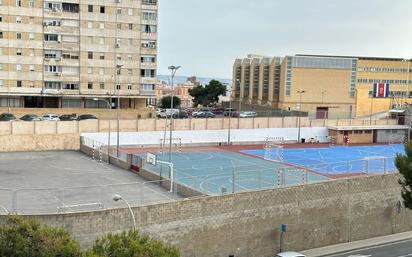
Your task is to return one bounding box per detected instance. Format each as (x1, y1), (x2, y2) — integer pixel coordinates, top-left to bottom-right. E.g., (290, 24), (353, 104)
(85, 230), (181, 257)
(0, 215), (81, 257)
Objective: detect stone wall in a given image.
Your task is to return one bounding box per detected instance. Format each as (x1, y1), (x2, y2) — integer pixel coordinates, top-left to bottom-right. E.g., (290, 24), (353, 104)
(2, 174), (410, 257)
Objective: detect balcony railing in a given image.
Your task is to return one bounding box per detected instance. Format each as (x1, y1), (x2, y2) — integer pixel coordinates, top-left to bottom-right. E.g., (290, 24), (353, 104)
(142, 0), (157, 5)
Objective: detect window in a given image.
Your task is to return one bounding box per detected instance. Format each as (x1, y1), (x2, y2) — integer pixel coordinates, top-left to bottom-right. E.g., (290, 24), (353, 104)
(141, 55), (156, 63)
(16, 80), (22, 87)
(88, 52), (93, 59)
(0, 32), (3, 39)
(116, 54), (121, 60)
(44, 81), (61, 89)
(30, 48), (34, 56)
(128, 8), (132, 15)
(44, 19), (61, 26)
(44, 65), (61, 73)
(99, 83), (104, 90)
(63, 83), (79, 90)
(87, 22), (93, 28)
(88, 5), (93, 12)
(141, 41), (156, 48)
(16, 16), (21, 23)
(127, 69), (132, 75)
(88, 83), (93, 89)
(16, 32), (22, 39)
(29, 0), (34, 7)
(141, 84), (154, 91)
(0, 17), (2, 22)
(16, 48), (22, 55)
(62, 3), (79, 13)
(99, 53), (104, 59)
(44, 2), (61, 10)
(99, 37), (104, 44)
(127, 84), (132, 90)
(44, 34), (59, 41)
(99, 22), (104, 29)
(87, 67), (92, 74)
(116, 23), (121, 30)
(128, 54), (132, 60)
(116, 84), (120, 90)
(29, 33), (34, 40)
(141, 24), (157, 33)
(100, 6), (105, 13)
(140, 69), (155, 77)
(29, 64), (35, 71)
(116, 8), (121, 15)
(45, 49), (61, 59)
(117, 69), (121, 75)
(29, 16), (34, 24)
(142, 11), (156, 20)
(62, 51), (78, 59)
(16, 0), (21, 7)
(128, 23), (133, 30)
(99, 68), (104, 75)
(16, 64), (22, 71)
(128, 38), (133, 46)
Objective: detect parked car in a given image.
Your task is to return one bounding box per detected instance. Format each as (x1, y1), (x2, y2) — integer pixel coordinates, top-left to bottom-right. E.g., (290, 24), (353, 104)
(20, 114), (41, 121)
(275, 252), (306, 257)
(223, 108), (237, 116)
(195, 111), (215, 118)
(77, 114), (98, 120)
(239, 111), (258, 118)
(0, 113), (16, 121)
(211, 107), (224, 115)
(59, 114), (77, 121)
(185, 108), (198, 116)
(41, 114), (60, 121)
(230, 111), (240, 118)
(156, 109), (167, 118)
(172, 110), (188, 119)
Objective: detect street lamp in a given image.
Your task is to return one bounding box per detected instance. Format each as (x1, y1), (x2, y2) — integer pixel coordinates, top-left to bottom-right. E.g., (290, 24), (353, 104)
(112, 194), (137, 231)
(227, 88), (232, 145)
(236, 79), (241, 127)
(116, 64), (123, 158)
(297, 90), (306, 143)
(93, 98), (111, 163)
(167, 65), (181, 163)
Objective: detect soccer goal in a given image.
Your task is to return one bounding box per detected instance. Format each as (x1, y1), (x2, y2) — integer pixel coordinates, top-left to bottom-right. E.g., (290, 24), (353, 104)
(158, 138), (182, 153)
(328, 136), (337, 146)
(264, 137), (284, 162)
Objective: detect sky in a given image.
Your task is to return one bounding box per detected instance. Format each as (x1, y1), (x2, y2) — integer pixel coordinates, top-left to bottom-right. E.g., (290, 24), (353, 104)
(157, 0), (412, 79)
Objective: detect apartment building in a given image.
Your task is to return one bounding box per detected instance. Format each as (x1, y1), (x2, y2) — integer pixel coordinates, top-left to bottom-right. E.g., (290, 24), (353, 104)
(0, 0), (157, 110)
(232, 54), (412, 118)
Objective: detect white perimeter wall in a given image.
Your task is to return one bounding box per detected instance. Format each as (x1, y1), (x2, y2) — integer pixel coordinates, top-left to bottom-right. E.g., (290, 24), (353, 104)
(82, 127), (329, 146)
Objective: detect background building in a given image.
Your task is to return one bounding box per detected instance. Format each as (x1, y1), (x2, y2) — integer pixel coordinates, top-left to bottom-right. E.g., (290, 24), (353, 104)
(155, 76), (198, 108)
(0, 0), (157, 110)
(233, 54), (412, 118)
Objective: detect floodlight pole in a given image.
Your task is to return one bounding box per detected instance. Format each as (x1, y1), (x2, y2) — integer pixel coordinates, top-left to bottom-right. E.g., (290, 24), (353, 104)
(168, 65), (181, 164)
(297, 90), (306, 143)
(236, 79), (241, 127)
(112, 194), (137, 230)
(227, 88), (232, 145)
(116, 64), (123, 158)
(93, 98), (111, 164)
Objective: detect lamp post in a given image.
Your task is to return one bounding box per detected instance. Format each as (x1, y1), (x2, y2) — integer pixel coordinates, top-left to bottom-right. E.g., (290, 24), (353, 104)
(227, 88), (232, 145)
(167, 65), (181, 163)
(116, 64), (123, 158)
(93, 98), (111, 163)
(297, 90), (306, 143)
(112, 194), (137, 230)
(236, 79), (241, 126)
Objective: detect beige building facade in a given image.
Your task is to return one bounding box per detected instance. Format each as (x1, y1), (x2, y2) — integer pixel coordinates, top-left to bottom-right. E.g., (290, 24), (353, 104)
(233, 54), (412, 118)
(0, 0), (157, 110)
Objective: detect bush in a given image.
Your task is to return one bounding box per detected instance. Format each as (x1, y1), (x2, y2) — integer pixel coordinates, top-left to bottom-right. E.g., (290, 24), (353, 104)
(85, 230), (181, 257)
(0, 215), (81, 257)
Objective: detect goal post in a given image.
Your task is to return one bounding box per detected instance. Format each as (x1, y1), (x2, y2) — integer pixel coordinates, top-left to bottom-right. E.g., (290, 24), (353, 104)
(264, 137), (284, 162)
(158, 138), (182, 153)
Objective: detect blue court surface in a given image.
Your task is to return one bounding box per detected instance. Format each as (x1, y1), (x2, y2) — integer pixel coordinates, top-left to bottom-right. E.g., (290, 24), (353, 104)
(243, 144), (405, 175)
(141, 151), (328, 195)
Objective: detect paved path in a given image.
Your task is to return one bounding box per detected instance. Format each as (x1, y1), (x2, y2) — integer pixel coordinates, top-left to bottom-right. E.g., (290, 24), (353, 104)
(302, 231), (412, 257)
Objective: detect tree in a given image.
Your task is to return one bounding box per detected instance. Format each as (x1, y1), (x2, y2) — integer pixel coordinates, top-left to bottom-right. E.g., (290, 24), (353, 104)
(160, 96), (181, 109)
(0, 215), (81, 257)
(85, 230), (181, 257)
(396, 141), (412, 209)
(189, 79), (226, 107)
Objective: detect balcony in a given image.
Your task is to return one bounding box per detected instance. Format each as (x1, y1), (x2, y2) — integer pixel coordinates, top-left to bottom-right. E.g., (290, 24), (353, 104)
(139, 90), (155, 96)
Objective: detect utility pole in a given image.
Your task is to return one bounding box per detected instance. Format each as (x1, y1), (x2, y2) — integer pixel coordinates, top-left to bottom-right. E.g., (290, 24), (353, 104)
(167, 65), (181, 163)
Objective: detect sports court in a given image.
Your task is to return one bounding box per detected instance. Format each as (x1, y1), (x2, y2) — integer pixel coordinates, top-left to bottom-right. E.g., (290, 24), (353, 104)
(0, 151), (176, 214)
(134, 148), (329, 195)
(244, 144), (404, 175)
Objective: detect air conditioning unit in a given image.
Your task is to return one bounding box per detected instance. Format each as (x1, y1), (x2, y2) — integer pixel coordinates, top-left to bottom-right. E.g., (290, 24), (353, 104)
(52, 7), (57, 12)
(115, 43), (120, 48)
(43, 22), (48, 26)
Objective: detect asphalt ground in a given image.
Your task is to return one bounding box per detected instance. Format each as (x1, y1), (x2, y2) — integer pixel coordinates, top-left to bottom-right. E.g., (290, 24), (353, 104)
(0, 151), (176, 214)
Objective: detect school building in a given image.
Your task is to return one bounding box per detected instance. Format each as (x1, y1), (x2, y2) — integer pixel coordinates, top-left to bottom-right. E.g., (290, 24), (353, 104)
(232, 54), (412, 119)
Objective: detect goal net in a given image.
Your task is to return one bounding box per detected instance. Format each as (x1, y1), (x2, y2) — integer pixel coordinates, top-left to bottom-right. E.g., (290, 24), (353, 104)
(328, 136), (337, 146)
(264, 137), (284, 162)
(159, 138), (182, 153)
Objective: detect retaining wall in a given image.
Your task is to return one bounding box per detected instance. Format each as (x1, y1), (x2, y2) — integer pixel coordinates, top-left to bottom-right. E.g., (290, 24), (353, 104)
(1, 174), (410, 257)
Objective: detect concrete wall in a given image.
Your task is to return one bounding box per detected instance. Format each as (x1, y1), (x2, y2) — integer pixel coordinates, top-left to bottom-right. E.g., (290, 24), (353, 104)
(0, 134), (80, 152)
(3, 174), (411, 257)
(0, 117), (398, 136)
